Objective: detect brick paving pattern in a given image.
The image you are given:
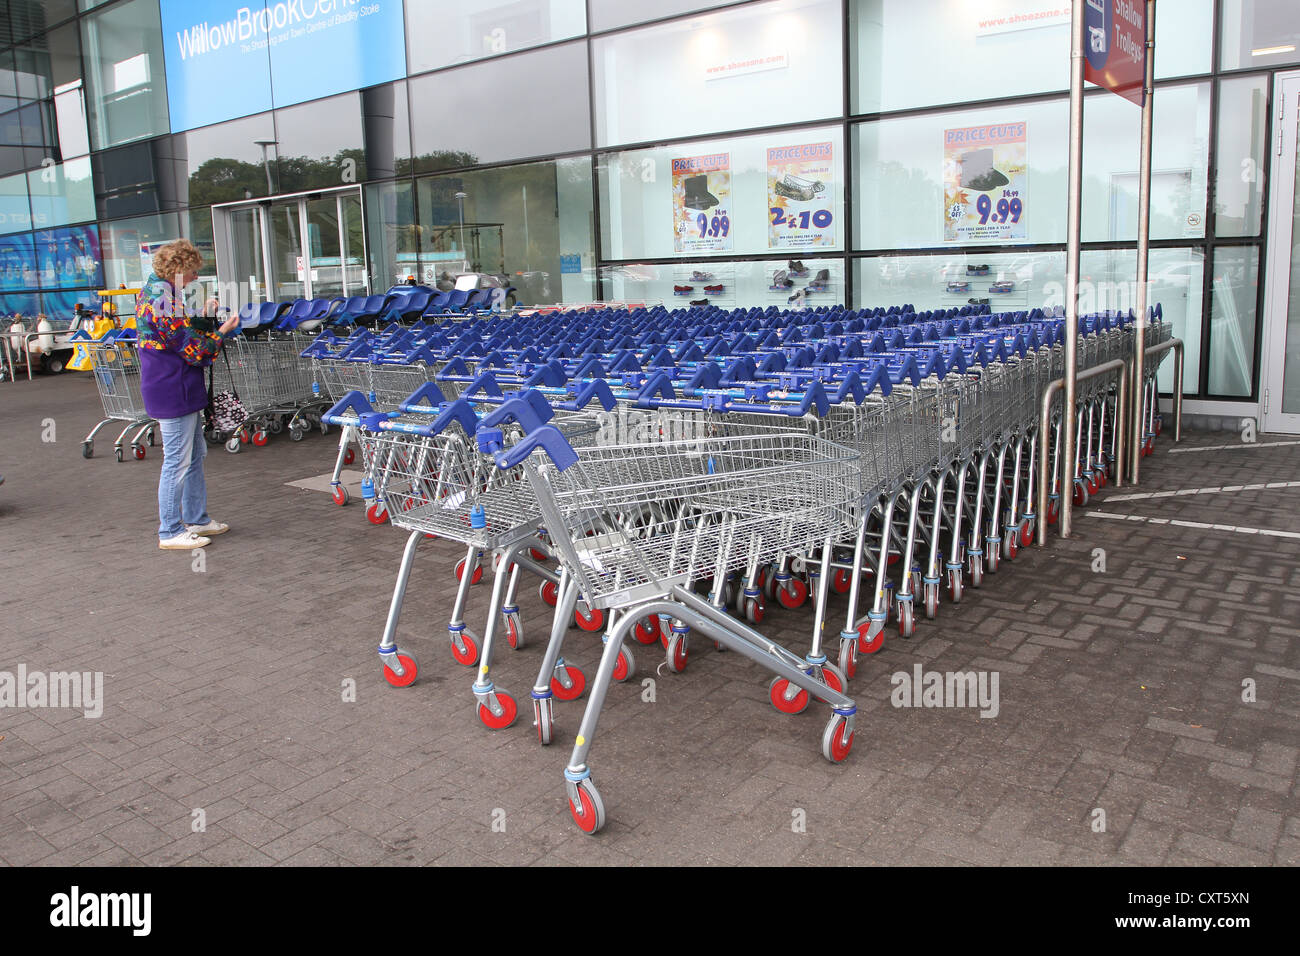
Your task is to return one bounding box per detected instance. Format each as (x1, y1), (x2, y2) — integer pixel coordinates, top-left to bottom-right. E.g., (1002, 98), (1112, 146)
(0, 374), (1296, 865)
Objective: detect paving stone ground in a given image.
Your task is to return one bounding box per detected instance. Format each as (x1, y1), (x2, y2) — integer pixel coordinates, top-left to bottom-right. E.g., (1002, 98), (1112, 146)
(0, 373), (1296, 866)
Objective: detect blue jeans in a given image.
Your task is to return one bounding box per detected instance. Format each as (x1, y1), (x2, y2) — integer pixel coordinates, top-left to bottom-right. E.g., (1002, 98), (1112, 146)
(157, 412), (211, 539)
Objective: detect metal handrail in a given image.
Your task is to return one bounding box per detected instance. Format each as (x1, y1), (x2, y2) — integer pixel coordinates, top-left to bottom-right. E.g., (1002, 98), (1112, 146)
(1036, 358), (1127, 546)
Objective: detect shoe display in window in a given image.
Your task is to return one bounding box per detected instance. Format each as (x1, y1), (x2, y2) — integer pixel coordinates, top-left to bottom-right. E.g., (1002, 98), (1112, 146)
(806, 269), (830, 293)
(673, 285), (694, 295)
(966, 264), (991, 276)
(689, 298), (709, 306)
(968, 297), (990, 305)
(988, 280), (1015, 293)
(770, 269), (794, 290)
(683, 174), (720, 211)
(690, 270), (714, 282)
(703, 284), (724, 294)
(788, 260), (810, 278)
(946, 281), (971, 293)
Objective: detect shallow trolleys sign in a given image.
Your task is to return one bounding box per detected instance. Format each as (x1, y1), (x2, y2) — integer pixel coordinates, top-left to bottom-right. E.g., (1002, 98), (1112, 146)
(160, 0), (407, 132)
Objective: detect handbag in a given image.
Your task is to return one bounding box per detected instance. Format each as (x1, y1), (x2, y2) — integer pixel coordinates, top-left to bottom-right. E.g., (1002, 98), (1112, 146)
(206, 346), (247, 434)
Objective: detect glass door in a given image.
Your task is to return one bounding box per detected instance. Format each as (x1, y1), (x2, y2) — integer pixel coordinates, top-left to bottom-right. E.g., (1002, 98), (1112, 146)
(1262, 73), (1300, 434)
(213, 186), (368, 305)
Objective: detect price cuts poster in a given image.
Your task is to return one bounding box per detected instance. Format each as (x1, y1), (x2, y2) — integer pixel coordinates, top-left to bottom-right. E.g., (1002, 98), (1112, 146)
(767, 141), (835, 249)
(672, 153), (732, 254)
(943, 122), (1027, 243)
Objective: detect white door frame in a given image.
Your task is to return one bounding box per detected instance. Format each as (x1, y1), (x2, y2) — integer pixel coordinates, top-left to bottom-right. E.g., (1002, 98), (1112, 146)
(1260, 70), (1300, 434)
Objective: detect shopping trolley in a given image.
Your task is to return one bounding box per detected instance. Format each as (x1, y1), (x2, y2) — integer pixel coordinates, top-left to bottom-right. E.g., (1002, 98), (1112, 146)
(81, 335), (156, 462)
(478, 415), (862, 834)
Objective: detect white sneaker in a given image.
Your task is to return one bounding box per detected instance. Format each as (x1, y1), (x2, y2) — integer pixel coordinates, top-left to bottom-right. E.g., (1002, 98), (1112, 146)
(160, 531), (211, 550)
(186, 520), (229, 536)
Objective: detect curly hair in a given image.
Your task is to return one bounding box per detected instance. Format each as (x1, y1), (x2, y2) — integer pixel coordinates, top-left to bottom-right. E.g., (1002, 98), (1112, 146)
(152, 239), (204, 286)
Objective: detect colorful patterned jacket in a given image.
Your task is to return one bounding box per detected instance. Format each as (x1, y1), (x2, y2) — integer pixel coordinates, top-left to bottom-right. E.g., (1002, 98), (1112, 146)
(135, 273), (225, 420)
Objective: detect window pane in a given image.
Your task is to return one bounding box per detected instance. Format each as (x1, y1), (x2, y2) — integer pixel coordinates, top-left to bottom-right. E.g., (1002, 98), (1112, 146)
(99, 212), (179, 288)
(27, 155), (94, 227)
(92, 139), (164, 219)
(855, 100), (1065, 250)
(1083, 82), (1210, 242)
(10, 21), (82, 101)
(409, 42), (589, 171)
(0, 291), (42, 319)
(852, 0), (1068, 114)
(1207, 246), (1259, 396)
(589, 0), (738, 33)
(1215, 76), (1268, 238)
(406, 0), (586, 74)
(82, 0), (171, 149)
(5, 2), (79, 46)
(594, 0), (841, 148)
(1081, 245), (1204, 393)
(0, 170), (33, 234)
(601, 126), (843, 262)
(602, 257), (843, 310)
(0, 231), (38, 289)
(414, 157), (594, 306)
(853, 249), (1064, 312)
(1220, 0), (1300, 71)
(274, 93), (365, 192)
(365, 179), (417, 291)
(1154, 0), (1213, 78)
(32, 223), (101, 289)
(164, 111), (278, 208)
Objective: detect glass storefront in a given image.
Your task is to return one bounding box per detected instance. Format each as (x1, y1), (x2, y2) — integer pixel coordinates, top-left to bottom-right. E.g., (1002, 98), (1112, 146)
(0, 0), (1294, 410)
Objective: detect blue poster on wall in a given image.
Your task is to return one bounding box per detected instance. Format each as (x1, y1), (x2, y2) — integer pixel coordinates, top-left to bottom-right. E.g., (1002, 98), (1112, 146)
(0, 233), (38, 291)
(0, 291), (41, 319)
(32, 225), (103, 291)
(160, 0), (407, 133)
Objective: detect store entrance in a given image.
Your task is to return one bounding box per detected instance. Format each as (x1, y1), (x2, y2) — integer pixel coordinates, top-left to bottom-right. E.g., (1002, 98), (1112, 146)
(1262, 71), (1300, 434)
(211, 186), (367, 308)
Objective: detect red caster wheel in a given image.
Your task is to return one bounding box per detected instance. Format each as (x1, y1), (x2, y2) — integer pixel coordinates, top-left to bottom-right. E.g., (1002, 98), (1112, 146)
(1154, 417), (1163, 437)
(568, 778), (606, 835)
(450, 631), (478, 666)
(821, 714), (854, 763)
(768, 676), (809, 715)
(1020, 520), (1033, 548)
(665, 632), (689, 673)
(819, 663), (846, 694)
(455, 557), (483, 584)
(530, 547), (548, 561)
(477, 692), (517, 730)
(838, 638), (858, 680)
(251, 430), (268, 447)
(382, 650), (419, 688)
(831, 569), (852, 594)
(776, 578), (808, 610)
(743, 597), (764, 624)
(550, 665), (586, 701)
(332, 485), (349, 506)
(504, 614), (523, 650)
(539, 580), (559, 606)
(1047, 500), (1061, 525)
(612, 647), (633, 682)
(574, 606), (604, 632)
(343, 447), (355, 465)
(133, 444), (146, 460)
(634, 616), (660, 645)
(366, 502), (388, 524)
(857, 619), (885, 654)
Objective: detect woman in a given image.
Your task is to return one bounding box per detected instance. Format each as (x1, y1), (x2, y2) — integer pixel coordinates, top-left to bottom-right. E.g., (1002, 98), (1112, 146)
(136, 239), (241, 550)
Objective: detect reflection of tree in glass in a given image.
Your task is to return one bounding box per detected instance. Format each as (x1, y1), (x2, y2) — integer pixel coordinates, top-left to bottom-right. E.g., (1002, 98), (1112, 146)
(188, 148), (479, 204)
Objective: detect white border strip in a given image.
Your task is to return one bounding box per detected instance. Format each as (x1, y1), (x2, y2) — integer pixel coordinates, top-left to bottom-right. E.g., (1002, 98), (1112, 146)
(1106, 481), (1300, 502)
(1167, 440), (1300, 454)
(1086, 511), (1300, 538)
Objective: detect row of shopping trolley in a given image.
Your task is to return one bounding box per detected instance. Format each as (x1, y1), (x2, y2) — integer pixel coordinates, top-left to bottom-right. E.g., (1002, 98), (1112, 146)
(81, 328), (331, 460)
(317, 301), (1175, 834)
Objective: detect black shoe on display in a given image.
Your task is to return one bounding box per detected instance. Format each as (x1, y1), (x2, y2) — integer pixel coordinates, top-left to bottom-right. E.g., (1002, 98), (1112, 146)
(689, 298), (709, 306)
(770, 269), (793, 290)
(968, 297), (990, 305)
(788, 260), (810, 278)
(684, 174), (720, 211)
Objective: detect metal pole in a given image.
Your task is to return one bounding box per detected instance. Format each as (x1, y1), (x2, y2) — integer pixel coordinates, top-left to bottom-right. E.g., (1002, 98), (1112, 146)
(1060, 0), (1086, 538)
(1130, 0), (1156, 484)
